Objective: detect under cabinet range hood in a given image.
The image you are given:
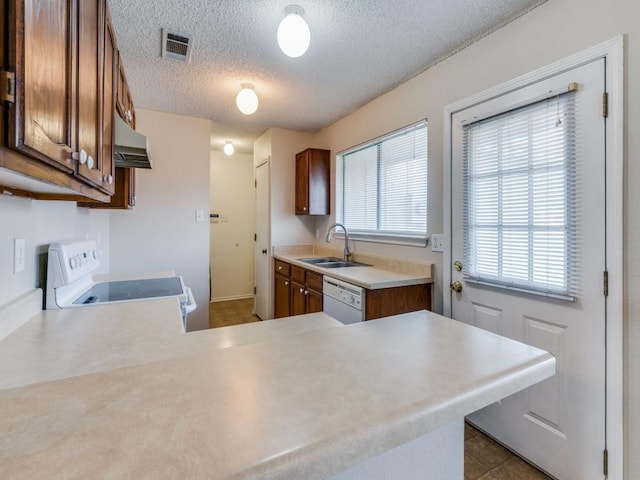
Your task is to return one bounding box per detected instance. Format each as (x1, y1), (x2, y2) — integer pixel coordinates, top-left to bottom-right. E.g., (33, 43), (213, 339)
(114, 116), (152, 168)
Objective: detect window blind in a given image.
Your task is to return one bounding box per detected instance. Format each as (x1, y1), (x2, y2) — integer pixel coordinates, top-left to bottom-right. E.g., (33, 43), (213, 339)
(462, 92), (579, 300)
(337, 121), (428, 245)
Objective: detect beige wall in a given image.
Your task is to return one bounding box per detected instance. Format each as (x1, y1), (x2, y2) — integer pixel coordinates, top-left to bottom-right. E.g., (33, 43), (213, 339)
(0, 196), (110, 308)
(109, 109), (211, 331)
(315, 0), (639, 476)
(210, 151), (255, 301)
(254, 128), (320, 248)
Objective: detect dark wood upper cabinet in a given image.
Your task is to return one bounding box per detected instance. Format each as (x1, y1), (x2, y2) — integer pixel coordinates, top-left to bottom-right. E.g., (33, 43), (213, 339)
(76, 0), (110, 191)
(295, 148), (330, 215)
(7, 0), (77, 173)
(0, 0), (123, 202)
(116, 57), (136, 127)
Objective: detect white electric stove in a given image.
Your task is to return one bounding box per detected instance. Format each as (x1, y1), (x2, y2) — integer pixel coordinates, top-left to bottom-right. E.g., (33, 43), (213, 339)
(46, 240), (196, 329)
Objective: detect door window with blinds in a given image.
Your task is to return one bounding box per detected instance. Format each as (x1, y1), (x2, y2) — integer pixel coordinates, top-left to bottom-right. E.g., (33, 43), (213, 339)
(336, 121), (428, 246)
(462, 91), (578, 300)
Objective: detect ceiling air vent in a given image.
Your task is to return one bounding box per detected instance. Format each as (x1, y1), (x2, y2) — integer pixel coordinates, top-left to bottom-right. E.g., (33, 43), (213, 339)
(161, 29), (193, 62)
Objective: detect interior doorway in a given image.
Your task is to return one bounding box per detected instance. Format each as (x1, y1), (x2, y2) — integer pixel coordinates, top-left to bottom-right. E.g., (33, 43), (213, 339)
(209, 151), (256, 305)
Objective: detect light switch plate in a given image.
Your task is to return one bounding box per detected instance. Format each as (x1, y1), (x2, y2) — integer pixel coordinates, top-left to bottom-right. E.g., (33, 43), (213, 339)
(14, 238), (25, 273)
(430, 234), (444, 252)
(195, 209), (205, 222)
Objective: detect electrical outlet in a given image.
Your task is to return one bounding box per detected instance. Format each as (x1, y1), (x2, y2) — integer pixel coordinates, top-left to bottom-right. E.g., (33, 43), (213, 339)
(14, 238), (25, 273)
(430, 234), (444, 252)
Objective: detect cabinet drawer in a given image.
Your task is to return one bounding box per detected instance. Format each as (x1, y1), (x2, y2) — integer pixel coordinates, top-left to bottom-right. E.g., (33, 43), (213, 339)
(306, 270), (323, 293)
(291, 265), (305, 283)
(274, 260), (290, 276)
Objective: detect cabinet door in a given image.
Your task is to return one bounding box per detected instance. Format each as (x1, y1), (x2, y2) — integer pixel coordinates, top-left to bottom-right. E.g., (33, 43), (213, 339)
(116, 58), (135, 126)
(8, 0), (77, 172)
(274, 274), (291, 318)
(98, 7), (116, 194)
(295, 150), (309, 214)
(291, 281), (307, 316)
(306, 288), (323, 314)
(75, 0), (105, 188)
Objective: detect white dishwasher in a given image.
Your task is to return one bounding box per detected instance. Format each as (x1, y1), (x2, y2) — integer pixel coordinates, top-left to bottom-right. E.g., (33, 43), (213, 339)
(323, 276), (365, 324)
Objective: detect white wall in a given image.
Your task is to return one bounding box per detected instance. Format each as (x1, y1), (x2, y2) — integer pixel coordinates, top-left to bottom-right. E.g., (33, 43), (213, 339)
(109, 109), (211, 331)
(0, 195), (110, 308)
(269, 128), (321, 247)
(315, 0), (639, 477)
(210, 151), (254, 301)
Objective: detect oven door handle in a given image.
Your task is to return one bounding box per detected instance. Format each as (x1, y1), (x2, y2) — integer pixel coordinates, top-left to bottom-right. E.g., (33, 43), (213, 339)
(183, 287), (197, 315)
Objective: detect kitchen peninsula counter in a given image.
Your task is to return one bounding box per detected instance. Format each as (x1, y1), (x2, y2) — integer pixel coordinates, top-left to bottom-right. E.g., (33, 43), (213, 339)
(0, 299), (554, 479)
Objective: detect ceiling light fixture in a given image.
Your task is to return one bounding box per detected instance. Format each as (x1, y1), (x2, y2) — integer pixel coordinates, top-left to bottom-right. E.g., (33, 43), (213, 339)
(277, 5), (310, 58)
(223, 141), (235, 156)
(236, 84), (259, 115)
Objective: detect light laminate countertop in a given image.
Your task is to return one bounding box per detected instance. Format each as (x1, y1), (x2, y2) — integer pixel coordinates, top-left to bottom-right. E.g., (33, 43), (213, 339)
(0, 300), (554, 479)
(273, 253), (432, 289)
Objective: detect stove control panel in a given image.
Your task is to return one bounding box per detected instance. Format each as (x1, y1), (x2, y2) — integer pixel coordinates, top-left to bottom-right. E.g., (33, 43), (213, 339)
(48, 240), (101, 285)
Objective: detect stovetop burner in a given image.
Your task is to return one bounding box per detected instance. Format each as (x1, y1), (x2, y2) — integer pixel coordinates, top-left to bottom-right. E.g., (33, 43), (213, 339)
(73, 277), (184, 305)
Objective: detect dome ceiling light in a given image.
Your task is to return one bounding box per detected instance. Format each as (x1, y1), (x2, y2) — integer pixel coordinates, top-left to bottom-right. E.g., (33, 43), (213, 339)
(236, 84), (259, 115)
(223, 141), (235, 156)
(277, 5), (310, 58)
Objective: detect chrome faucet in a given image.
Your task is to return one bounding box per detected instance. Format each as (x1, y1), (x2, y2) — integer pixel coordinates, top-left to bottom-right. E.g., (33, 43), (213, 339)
(326, 223), (351, 262)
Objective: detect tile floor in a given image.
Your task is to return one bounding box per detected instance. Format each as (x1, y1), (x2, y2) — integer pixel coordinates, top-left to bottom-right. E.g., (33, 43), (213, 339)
(208, 300), (552, 480)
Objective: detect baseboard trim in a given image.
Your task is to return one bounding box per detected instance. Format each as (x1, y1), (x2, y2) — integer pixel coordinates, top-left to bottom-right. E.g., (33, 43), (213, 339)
(210, 294), (254, 303)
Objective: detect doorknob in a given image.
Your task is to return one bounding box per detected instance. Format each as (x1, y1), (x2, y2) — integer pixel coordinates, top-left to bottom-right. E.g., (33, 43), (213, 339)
(453, 260), (463, 272)
(450, 281), (463, 293)
(262, 249), (267, 254)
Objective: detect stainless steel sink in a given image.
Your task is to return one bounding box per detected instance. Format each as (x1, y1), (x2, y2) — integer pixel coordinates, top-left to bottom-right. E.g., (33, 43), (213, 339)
(298, 258), (370, 268)
(297, 257), (343, 264)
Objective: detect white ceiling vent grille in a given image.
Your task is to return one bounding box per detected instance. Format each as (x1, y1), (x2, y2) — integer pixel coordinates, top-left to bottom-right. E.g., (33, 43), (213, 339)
(161, 29), (193, 63)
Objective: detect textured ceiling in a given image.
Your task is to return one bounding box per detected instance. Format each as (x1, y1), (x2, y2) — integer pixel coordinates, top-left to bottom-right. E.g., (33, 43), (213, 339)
(107, 0), (545, 154)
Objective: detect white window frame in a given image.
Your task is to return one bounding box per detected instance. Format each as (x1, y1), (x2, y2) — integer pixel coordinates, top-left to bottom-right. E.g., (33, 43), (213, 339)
(335, 120), (428, 247)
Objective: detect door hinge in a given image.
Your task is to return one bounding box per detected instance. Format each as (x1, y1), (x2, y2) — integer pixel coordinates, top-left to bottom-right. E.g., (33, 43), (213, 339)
(255, 179), (257, 188)
(603, 448), (608, 476)
(1, 70), (15, 103)
(603, 270), (609, 297)
(253, 286), (257, 295)
(602, 92), (609, 118)
(254, 233), (257, 241)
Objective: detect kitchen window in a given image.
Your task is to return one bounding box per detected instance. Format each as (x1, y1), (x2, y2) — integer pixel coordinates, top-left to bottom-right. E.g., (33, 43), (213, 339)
(336, 120), (428, 246)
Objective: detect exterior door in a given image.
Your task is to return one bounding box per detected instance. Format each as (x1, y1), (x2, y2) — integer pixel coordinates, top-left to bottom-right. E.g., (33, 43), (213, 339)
(254, 159), (270, 320)
(450, 60), (606, 479)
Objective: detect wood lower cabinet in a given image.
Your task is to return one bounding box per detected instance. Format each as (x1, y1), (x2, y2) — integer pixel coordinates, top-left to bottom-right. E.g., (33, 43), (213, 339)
(295, 148), (330, 215)
(365, 284), (431, 321)
(274, 260), (323, 318)
(274, 272), (292, 318)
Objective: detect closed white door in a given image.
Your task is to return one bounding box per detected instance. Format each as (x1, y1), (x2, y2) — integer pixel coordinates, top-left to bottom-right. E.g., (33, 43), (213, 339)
(254, 159), (270, 320)
(450, 60), (606, 479)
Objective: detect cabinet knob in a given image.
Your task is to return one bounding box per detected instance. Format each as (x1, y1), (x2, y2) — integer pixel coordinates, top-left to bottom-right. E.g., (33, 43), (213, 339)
(104, 174), (113, 184)
(262, 249), (267, 254)
(285, 281), (289, 286)
(304, 290), (308, 295)
(87, 155), (94, 169)
(303, 206), (307, 211)
(299, 288), (304, 293)
(72, 149), (88, 164)
(278, 266), (282, 270)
